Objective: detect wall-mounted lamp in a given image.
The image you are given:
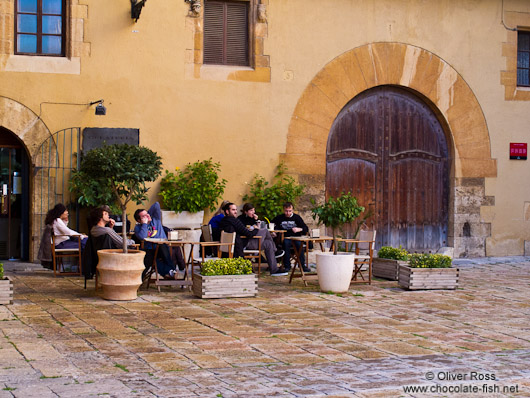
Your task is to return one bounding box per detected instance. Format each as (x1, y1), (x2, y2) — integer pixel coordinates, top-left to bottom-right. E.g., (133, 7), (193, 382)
(185, 0), (201, 16)
(90, 99), (106, 116)
(131, 0), (147, 22)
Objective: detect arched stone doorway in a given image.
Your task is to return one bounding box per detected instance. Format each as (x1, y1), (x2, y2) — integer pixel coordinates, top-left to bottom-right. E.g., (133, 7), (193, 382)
(326, 86), (450, 251)
(281, 43), (497, 257)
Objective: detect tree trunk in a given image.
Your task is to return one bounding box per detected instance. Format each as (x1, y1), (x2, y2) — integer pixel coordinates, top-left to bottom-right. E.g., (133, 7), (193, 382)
(122, 207), (128, 254)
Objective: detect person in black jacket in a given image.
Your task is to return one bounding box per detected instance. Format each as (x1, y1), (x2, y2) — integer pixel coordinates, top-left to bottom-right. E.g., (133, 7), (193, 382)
(220, 202), (287, 276)
(272, 202), (310, 272)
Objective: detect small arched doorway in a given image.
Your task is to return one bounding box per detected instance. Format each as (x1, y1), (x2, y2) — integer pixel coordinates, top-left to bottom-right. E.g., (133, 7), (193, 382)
(326, 86), (450, 251)
(0, 127), (30, 260)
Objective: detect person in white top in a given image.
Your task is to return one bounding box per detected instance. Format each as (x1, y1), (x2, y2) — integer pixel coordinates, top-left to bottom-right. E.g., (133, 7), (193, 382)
(45, 203), (88, 250)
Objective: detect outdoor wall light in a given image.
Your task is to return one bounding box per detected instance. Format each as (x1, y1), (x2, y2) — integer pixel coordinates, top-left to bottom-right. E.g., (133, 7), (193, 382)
(131, 0), (147, 22)
(90, 99), (106, 116)
(184, 0), (201, 16)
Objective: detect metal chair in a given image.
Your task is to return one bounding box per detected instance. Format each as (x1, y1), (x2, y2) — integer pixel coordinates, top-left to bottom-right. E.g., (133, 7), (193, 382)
(51, 234), (83, 277)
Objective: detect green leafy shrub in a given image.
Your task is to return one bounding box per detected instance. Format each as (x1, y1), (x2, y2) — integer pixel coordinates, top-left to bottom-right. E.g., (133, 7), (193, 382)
(159, 159), (227, 213)
(408, 253), (452, 268)
(378, 246), (409, 261)
(0, 262), (4, 279)
(311, 192), (365, 255)
(242, 162), (305, 222)
(201, 258), (253, 276)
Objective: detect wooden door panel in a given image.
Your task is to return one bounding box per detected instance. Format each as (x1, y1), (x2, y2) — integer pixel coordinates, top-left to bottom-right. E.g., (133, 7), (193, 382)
(326, 86), (449, 252)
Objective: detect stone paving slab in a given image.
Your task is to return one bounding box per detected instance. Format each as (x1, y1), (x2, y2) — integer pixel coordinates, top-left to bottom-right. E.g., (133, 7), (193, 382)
(0, 258), (529, 396)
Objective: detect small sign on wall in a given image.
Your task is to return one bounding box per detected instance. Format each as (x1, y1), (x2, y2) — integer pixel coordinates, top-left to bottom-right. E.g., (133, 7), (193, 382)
(510, 143), (527, 160)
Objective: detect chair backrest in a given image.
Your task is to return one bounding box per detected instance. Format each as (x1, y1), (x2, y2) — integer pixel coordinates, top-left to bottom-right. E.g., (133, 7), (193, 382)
(201, 224), (213, 242)
(358, 230), (376, 251)
(220, 231), (235, 255)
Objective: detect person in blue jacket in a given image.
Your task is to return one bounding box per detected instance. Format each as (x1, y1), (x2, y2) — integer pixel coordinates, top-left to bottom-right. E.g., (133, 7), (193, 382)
(134, 202), (185, 279)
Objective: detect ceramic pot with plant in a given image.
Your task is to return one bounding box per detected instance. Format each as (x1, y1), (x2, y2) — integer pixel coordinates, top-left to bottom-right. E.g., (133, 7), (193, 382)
(159, 159), (227, 229)
(70, 144), (162, 300)
(311, 192), (365, 293)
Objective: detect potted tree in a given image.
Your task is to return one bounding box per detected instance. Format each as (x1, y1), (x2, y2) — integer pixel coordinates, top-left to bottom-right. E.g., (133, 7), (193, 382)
(192, 257), (257, 298)
(311, 192), (365, 293)
(242, 162), (305, 226)
(0, 262), (13, 305)
(159, 159), (227, 229)
(70, 144), (162, 300)
(399, 253), (459, 290)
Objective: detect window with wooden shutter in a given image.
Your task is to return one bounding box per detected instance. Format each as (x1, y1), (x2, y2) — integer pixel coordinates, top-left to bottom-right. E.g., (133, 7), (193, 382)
(15, 0), (66, 56)
(518, 31), (530, 87)
(204, 0), (249, 66)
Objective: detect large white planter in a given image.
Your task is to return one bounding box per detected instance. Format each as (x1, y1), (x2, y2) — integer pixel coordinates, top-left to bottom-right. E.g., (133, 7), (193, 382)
(97, 249), (146, 301)
(161, 210), (204, 229)
(316, 252), (355, 293)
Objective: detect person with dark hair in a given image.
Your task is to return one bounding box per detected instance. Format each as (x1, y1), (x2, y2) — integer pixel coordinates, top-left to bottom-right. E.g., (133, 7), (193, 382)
(134, 202), (185, 279)
(272, 202), (309, 273)
(45, 203), (88, 250)
(238, 202), (284, 257)
(220, 202), (287, 276)
(90, 206), (135, 250)
(208, 200), (231, 242)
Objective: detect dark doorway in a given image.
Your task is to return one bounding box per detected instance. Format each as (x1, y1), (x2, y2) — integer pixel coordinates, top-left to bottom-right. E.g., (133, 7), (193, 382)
(326, 86), (450, 252)
(0, 128), (30, 260)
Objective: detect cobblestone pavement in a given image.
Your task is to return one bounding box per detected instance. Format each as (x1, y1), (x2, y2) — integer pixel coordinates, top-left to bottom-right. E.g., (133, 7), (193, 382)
(0, 257), (529, 397)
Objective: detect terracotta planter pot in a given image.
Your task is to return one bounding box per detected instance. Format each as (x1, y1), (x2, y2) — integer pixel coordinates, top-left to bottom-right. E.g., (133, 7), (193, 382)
(316, 252), (355, 293)
(97, 249), (146, 301)
(0, 276), (13, 305)
(398, 264), (459, 290)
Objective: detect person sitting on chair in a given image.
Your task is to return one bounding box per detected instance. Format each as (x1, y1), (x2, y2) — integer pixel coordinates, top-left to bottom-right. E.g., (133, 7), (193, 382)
(90, 206), (135, 250)
(208, 200), (230, 242)
(46, 203), (88, 250)
(238, 203), (284, 258)
(220, 202), (287, 276)
(272, 202), (309, 273)
(134, 202), (185, 280)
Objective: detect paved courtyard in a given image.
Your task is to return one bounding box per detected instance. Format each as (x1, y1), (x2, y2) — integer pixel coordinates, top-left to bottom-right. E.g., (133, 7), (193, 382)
(1, 257), (529, 397)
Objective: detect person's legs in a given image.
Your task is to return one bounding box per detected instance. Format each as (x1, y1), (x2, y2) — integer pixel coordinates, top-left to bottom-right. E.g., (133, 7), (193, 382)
(171, 246), (186, 271)
(156, 244), (176, 276)
(282, 238), (293, 269)
(261, 239), (279, 273)
(294, 240), (306, 267)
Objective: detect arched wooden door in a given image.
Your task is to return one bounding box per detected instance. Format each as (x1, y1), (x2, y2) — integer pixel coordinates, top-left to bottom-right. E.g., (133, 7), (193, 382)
(326, 86), (450, 251)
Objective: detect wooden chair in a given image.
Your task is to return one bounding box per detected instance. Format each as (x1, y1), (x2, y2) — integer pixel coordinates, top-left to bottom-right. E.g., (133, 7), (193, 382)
(196, 231), (235, 266)
(243, 235), (263, 278)
(350, 230), (376, 284)
(51, 234), (83, 277)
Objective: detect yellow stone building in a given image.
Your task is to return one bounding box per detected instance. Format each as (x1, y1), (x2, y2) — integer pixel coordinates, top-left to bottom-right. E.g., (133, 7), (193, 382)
(0, 0), (529, 260)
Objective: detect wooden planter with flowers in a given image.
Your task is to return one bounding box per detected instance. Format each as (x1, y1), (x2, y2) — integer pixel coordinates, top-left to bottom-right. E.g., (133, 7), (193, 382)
(398, 253), (459, 290)
(373, 246), (410, 280)
(192, 258), (257, 299)
(0, 263), (13, 305)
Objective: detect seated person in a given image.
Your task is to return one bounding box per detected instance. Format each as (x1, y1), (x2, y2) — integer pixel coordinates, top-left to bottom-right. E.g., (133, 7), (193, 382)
(272, 202), (309, 273)
(90, 206), (135, 250)
(220, 202), (287, 276)
(209, 200), (230, 242)
(134, 202), (185, 279)
(238, 203), (284, 258)
(45, 203), (88, 250)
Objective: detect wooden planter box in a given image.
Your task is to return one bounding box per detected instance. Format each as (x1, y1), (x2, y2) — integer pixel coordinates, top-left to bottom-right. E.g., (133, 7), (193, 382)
(372, 258), (408, 280)
(192, 272), (258, 299)
(0, 277), (13, 305)
(398, 265), (459, 290)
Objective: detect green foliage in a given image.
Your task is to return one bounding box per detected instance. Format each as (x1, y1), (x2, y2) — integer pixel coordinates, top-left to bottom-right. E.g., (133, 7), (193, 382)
(0, 262), (3, 279)
(311, 192), (365, 254)
(69, 144), (162, 252)
(408, 253), (452, 268)
(242, 163), (305, 222)
(378, 246), (410, 261)
(159, 159), (227, 213)
(201, 257), (253, 276)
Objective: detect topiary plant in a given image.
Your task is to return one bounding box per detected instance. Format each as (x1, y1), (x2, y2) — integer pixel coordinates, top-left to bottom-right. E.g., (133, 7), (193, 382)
(70, 144), (162, 253)
(311, 192), (365, 255)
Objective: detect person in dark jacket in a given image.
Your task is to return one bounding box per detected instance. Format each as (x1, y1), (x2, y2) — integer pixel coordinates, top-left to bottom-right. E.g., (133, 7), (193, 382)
(272, 202), (309, 272)
(220, 202), (287, 276)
